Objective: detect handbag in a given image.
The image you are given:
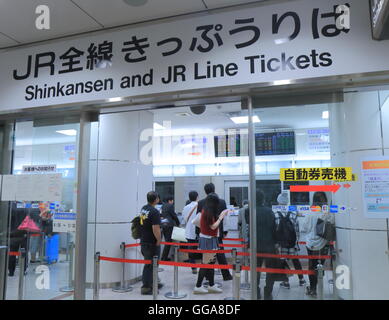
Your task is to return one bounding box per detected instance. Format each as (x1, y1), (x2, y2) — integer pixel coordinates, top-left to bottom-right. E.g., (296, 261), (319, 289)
(316, 218), (336, 241)
(17, 215), (41, 233)
(171, 226), (187, 242)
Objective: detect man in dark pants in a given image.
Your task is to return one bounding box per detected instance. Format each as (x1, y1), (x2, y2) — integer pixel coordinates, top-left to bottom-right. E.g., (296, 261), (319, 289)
(139, 191), (163, 295)
(161, 196), (180, 261)
(256, 189), (278, 300)
(197, 183), (233, 281)
(8, 205), (28, 276)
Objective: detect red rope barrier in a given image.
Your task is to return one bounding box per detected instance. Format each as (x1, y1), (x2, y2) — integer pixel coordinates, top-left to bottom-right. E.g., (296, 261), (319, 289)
(124, 243), (141, 248)
(98, 255), (321, 275)
(161, 242), (198, 246)
(8, 251), (20, 257)
(237, 252), (331, 260)
(219, 243), (247, 248)
(223, 238), (244, 242)
(179, 248), (232, 254)
(160, 260), (233, 270)
(99, 256), (151, 264)
(240, 266), (315, 275)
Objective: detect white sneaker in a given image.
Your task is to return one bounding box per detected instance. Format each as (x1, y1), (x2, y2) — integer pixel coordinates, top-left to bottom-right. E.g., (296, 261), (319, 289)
(207, 285), (223, 293)
(193, 286), (208, 294)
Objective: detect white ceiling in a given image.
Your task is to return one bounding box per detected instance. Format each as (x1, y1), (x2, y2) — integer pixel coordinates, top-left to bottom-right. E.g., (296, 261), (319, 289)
(0, 0), (270, 49)
(152, 102), (329, 132)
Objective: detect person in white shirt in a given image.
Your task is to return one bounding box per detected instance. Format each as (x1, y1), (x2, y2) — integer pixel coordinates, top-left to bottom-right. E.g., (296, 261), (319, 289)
(182, 191), (199, 274)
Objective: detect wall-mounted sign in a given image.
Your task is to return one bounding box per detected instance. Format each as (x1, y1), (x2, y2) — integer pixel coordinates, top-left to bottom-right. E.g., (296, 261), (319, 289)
(280, 167), (353, 181)
(307, 128), (330, 153)
(1, 173), (62, 202)
(53, 212), (76, 233)
(361, 157), (389, 219)
(1, 0), (389, 111)
(22, 164), (57, 173)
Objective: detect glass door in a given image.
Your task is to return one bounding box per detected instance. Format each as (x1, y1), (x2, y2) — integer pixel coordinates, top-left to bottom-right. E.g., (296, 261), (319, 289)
(0, 121), (15, 300)
(3, 118), (80, 300)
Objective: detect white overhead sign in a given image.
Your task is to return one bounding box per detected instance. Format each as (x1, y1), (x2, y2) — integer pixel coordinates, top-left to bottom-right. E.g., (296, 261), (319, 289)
(0, 0), (388, 111)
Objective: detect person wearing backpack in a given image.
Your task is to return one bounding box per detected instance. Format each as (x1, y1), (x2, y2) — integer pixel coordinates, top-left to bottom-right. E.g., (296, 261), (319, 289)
(138, 191), (164, 295)
(300, 192), (334, 297)
(274, 192), (306, 289)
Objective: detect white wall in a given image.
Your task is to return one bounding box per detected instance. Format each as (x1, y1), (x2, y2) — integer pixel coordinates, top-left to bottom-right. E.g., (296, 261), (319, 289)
(330, 91), (389, 300)
(85, 110), (153, 285)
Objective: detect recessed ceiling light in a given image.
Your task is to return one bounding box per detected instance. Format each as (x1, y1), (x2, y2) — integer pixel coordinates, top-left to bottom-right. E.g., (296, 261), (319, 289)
(56, 130), (77, 136)
(322, 111), (329, 119)
(107, 97), (123, 103)
(230, 116), (261, 124)
(153, 123), (165, 130)
(123, 0), (148, 6)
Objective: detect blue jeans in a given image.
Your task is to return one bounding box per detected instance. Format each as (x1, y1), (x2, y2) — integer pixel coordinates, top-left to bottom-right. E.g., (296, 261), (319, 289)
(141, 243), (160, 289)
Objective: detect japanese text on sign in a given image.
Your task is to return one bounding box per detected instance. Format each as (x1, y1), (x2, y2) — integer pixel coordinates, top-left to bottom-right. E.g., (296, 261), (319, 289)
(280, 167), (353, 181)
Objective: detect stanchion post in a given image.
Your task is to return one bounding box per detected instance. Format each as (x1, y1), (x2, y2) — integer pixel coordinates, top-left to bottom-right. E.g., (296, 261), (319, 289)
(113, 242), (133, 293)
(317, 263), (324, 300)
(165, 244), (187, 299)
(60, 242), (75, 292)
(224, 249), (237, 300)
(234, 259), (243, 300)
(18, 248), (26, 300)
(93, 252), (100, 300)
(241, 243), (250, 290)
(39, 232), (46, 264)
(152, 256), (158, 300)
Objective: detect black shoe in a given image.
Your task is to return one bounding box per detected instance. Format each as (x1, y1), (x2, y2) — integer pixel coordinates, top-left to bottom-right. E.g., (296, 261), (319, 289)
(280, 281), (290, 289)
(223, 274), (233, 281)
(299, 279), (306, 286)
(141, 287), (153, 295)
(8, 272), (14, 277)
(306, 286), (317, 297)
(158, 283), (164, 289)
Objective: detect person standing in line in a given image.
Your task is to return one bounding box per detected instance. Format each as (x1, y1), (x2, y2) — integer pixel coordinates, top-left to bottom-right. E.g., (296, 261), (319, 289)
(274, 192), (306, 289)
(300, 192), (334, 297)
(161, 196), (179, 261)
(182, 191), (199, 274)
(139, 191), (164, 295)
(256, 189), (278, 300)
(238, 200), (249, 244)
(193, 193), (230, 294)
(197, 183), (233, 281)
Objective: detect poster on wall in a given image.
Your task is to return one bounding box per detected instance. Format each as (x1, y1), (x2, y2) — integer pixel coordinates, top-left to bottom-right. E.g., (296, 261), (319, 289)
(307, 129), (330, 153)
(361, 157), (389, 219)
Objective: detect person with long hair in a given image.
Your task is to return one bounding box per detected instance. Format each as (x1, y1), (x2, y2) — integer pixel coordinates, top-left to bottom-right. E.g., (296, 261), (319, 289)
(193, 193), (231, 294)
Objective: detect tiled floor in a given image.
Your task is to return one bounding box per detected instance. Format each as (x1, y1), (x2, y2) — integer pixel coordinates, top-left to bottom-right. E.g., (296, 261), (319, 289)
(5, 231), (335, 301)
(86, 265), (334, 301)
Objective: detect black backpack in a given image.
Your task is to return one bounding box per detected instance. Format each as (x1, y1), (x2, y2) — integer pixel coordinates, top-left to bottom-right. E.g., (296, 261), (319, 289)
(131, 214), (145, 240)
(275, 211), (297, 249)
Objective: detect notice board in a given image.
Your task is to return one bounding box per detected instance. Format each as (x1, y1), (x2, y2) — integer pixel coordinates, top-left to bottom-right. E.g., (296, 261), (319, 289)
(1, 173), (62, 202)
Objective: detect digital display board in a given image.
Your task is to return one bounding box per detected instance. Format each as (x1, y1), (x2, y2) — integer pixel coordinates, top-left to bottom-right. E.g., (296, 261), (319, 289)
(255, 132), (295, 156)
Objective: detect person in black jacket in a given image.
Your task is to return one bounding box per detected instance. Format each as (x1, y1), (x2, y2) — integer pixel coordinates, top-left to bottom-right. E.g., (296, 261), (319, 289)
(197, 183), (233, 281)
(256, 189), (278, 300)
(161, 196), (180, 261)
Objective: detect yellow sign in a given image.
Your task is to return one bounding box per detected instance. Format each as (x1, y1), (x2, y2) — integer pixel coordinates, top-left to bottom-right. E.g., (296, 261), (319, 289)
(280, 167), (353, 181)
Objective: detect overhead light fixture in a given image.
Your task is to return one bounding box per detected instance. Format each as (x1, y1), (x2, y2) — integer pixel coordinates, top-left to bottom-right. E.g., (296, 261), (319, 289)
(230, 116), (261, 124)
(273, 79), (292, 86)
(123, 0), (148, 6)
(107, 97), (123, 103)
(56, 129), (77, 136)
(322, 111), (329, 119)
(153, 123), (165, 130)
